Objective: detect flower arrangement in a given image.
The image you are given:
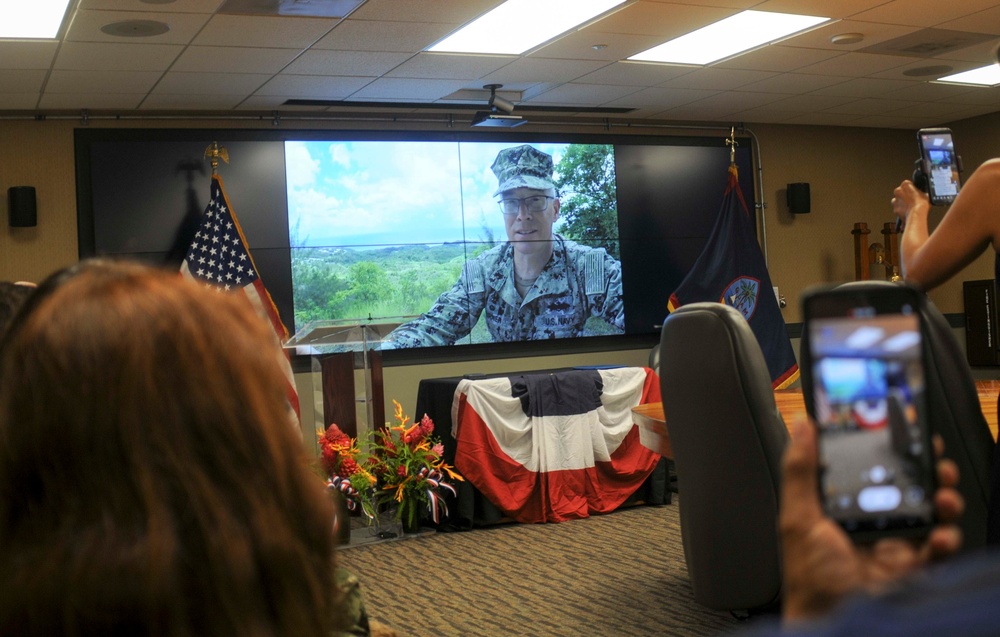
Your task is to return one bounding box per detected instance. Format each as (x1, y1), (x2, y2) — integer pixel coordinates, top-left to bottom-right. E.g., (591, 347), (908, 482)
(367, 400), (463, 532)
(318, 423), (377, 521)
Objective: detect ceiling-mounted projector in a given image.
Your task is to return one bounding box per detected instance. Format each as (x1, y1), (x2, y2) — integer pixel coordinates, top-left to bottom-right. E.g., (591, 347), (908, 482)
(471, 111), (526, 127)
(471, 83), (526, 128)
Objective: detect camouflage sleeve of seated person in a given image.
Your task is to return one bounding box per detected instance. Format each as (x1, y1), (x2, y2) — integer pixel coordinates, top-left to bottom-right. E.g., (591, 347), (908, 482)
(332, 566), (371, 636)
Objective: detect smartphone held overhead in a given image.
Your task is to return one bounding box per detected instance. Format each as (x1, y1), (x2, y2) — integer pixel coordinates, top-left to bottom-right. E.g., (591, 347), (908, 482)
(800, 285), (937, 543)
(915, 127), (962, 206)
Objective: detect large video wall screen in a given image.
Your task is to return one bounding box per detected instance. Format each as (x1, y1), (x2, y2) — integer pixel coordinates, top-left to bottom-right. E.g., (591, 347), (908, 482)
(76, 129), (755, 362)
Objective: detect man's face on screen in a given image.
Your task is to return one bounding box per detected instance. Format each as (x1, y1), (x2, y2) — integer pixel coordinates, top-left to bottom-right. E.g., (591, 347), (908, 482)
(501, 187), (559, 256)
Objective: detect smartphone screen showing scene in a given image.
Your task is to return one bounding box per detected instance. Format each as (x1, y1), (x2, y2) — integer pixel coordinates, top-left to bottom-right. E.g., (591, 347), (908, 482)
(918, 129), (960, 204)
(804, 289), (935, 540)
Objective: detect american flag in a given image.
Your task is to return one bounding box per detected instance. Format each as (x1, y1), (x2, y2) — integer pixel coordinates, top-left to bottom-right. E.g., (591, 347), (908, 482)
(180, 174), (301, 421)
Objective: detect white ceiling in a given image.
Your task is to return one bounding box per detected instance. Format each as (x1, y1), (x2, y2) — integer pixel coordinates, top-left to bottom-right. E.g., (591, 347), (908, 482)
(3, 0), (1000, 128)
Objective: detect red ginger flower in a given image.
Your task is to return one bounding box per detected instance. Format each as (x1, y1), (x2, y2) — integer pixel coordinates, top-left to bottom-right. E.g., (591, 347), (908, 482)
(325, 424), (350, 446)
(338, 457), (360, 479)
(419, 414), (434, 438)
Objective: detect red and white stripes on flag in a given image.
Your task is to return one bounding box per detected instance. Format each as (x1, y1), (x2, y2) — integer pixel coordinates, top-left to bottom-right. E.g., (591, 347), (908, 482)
(180, 174), (300, 422)
(450, 367), (661, 523)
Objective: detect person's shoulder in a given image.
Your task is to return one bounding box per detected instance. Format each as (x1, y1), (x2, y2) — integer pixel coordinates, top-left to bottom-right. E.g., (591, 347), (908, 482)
(732, 552), (1000, 637)
(975, 157), (1000, 178)
(556, 235), (606, 256)
(556, 236), (618, 266)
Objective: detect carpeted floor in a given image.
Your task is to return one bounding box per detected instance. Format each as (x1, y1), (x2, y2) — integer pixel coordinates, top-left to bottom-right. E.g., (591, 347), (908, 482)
(338, 499), (753, 637)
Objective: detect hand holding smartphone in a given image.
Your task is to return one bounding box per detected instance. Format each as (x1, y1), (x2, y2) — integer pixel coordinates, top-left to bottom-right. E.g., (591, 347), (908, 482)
(916, 128), (961, 206)
(800, 284), (936, 543)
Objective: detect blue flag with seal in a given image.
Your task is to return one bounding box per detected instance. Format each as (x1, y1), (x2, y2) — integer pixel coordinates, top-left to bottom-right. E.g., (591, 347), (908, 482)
(667, 165), (799, 389)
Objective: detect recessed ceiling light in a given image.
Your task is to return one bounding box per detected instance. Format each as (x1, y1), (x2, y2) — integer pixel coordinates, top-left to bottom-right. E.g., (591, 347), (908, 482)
(100, 20), (170, 38)
(592, 44), (608, 51)
(830, 33), (864, 45)
(936, 64), (1000, 86)
(429, 0), (627, 55)
(628, 10), (830, 65)
(0, 1), (73, 39)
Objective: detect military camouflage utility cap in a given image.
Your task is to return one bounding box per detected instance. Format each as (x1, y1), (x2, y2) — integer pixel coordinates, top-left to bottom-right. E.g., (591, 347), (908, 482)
(492, 145), (556, 195)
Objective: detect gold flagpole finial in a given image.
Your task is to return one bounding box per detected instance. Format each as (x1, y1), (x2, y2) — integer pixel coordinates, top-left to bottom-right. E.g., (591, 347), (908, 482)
(725, 126), (738, 166)
(204, 142), (229, 175)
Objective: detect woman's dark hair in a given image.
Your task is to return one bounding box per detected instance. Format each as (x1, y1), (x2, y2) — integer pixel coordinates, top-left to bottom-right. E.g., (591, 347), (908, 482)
(0, 260), (337, 637)
(0, 282), (35, 338)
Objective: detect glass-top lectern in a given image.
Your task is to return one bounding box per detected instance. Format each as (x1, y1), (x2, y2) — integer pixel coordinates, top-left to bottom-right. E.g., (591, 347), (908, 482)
(285, 319), (402, 447)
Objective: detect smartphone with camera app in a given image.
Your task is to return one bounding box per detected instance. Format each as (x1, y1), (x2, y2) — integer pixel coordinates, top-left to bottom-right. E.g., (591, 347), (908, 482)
(800, 284), (936, 543)
(917, 127), (961, 206)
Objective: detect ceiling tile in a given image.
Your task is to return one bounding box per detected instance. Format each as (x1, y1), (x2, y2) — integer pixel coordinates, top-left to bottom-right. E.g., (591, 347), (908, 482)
(851, 0), (1000, 28)
(740, 72), (850, 94)
(0, 93), (41, 109)
(479, 58), (610, 85)
(193, 14), (338, 48)
(45, 70), (163, 94)
(54, 42), (183, 71)
(0, 70), (47, 93)
(386, 53), (513, 80)
(524, 82), (644, 105)
(810, 77), (917, 98)
(715, 46), (844, 72)
(0, 42), (59, 70)
(255, 74), (373, 99)
(588, 2), (734, 38)
(171, 46), (302, 74)
(823, 97), (923, 115)
(935, 84), (1000, 105)
(656, 102), (746, 121)
(140, 93), (247, 109)
(683, 90), (786, 111)
(284, 50), (413, 76)
(884, 100), (975, 119)
(659, 67), (778, 90)
(849, 113), (942, 128)
(574, 61), (695, 86)
(152, 71), (271, 95)
(940, 6), (1000, 37)
(886, 81), (978, 101)
(781, 111), (866, 126)
(762, 93), (859, 111)
(348, 77), (468, 100)
(39, 92), (145, 109)
(794, 52), (914, 76)
(313, 19), (454, 51)
(603, 86), (719, 109)
(531, 31), (668, 62)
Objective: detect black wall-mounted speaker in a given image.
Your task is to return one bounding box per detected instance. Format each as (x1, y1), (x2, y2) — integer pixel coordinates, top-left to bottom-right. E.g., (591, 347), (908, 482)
(9, 186), (37, 227)
(787, 182), (811, 214)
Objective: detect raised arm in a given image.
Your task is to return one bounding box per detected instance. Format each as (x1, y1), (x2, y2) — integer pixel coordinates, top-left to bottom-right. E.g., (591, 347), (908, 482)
(893, 158), (1000, 291)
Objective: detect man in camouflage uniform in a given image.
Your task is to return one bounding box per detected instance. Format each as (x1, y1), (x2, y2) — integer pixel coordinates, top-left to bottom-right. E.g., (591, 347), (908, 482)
(386, 144), (623, 348)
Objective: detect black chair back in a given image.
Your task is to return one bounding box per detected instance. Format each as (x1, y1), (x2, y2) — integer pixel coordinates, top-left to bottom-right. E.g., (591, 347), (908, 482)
(659, 302), (787, 613)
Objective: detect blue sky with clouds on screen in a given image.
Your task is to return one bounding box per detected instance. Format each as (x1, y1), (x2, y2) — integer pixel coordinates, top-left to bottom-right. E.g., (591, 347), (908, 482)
(285, 140), (569, 249)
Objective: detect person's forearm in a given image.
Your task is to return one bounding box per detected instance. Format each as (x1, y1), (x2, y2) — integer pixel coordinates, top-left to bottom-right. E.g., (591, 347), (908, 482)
(899, 201), (932, 289)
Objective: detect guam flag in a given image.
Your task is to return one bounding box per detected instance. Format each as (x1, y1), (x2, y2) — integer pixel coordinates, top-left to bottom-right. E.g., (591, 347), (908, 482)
(667, 166), (798, 389)
(451, 367), (661, 523)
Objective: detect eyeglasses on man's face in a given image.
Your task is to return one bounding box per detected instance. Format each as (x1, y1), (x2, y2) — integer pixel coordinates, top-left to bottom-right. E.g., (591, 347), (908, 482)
(498, 195), (555, 216)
